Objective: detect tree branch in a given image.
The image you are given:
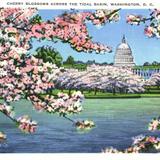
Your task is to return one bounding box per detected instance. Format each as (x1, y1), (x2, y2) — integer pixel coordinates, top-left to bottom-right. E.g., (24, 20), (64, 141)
(63, 115), (75, 123)
(0, 110), (17, 123)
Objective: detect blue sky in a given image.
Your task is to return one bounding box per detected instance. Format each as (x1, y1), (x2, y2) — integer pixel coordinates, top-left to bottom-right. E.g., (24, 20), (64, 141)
(30, 9), (160, 65)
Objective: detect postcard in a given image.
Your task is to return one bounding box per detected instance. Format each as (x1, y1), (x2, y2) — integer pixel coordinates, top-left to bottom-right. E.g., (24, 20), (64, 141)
(0, 0), (160, 159)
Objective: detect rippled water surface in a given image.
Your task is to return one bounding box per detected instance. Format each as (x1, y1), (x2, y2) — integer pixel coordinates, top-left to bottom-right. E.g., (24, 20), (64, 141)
(0, 98), (160, 153)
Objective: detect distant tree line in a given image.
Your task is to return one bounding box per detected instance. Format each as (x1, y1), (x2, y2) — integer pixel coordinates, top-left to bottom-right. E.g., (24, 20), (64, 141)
(63, 55), (113, 70)
(143, 61), (160, 66)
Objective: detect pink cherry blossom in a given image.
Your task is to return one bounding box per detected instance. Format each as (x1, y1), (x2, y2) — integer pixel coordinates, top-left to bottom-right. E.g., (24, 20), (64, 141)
(127, 9), (160, 38)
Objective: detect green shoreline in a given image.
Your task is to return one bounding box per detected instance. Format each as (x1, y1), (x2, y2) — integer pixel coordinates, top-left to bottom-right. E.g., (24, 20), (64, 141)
(85, 95), (160, 99)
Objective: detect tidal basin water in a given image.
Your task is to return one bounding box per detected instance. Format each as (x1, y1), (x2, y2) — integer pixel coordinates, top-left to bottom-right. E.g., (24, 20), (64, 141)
(0, 98), (160, 153)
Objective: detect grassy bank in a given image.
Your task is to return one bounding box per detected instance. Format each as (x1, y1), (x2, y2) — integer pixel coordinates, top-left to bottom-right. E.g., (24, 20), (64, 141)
(49, 87), (160, 99)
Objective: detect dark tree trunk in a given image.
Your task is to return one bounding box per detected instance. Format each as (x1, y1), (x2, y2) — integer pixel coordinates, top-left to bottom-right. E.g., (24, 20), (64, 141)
(68, 89), (71, 96)
(94, 88), (97, 95)
(112, 87), (116, 95)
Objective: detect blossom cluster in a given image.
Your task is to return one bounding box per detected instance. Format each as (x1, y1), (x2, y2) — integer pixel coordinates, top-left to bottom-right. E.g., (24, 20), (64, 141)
(130, 135), (160, 153)
(0, 103), (14, 118)
(127, 9), (160, 38)
(0, 103), (38, 133)
(90, 9), (119, 25)
(126, 15), (143, 25)
(75, 120), (95, 130)
(17, 115), (37, 133)
(102, 147), (121, 153)
(0, 132), (7, 141)
(28, 91), (84, 116)
(103, 135), (160, 153)
(148, 117), (160, 131)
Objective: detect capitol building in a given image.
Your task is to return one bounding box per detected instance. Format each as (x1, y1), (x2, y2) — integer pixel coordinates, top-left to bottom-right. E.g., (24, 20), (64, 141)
(114, 35), (135, 67)
(113, 35), (160, 79)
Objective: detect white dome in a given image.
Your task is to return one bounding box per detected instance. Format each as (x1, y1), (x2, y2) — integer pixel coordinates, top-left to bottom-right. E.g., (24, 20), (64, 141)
(117, 43), (130, 49)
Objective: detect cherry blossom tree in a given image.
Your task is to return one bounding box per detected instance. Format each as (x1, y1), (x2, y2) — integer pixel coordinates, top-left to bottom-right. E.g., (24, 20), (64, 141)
(86, 65), (145, 94)
(147, 73), (160, 88)
(55, 65), (145, 95)
(0, 8), (120, 139)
